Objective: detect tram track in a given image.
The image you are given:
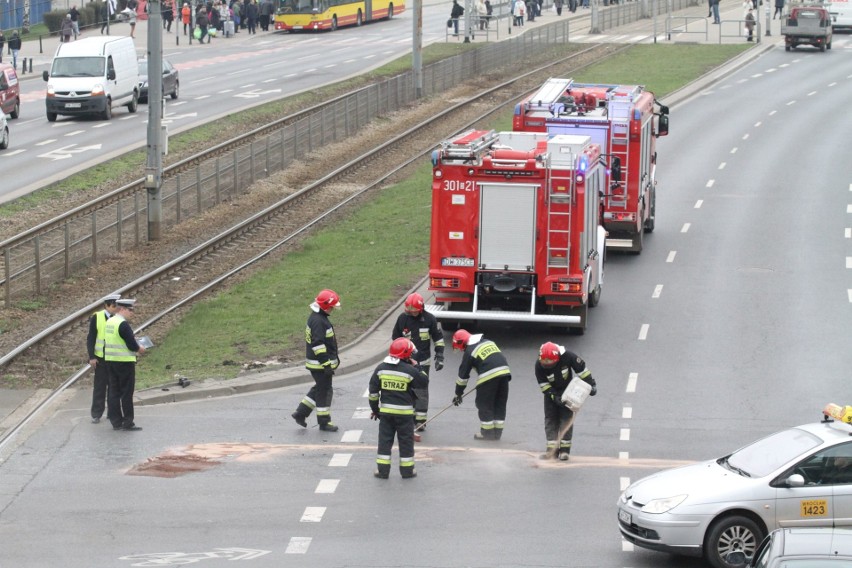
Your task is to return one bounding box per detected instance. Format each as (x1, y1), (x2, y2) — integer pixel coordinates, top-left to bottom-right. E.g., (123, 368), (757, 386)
(0, 41), (630, 452)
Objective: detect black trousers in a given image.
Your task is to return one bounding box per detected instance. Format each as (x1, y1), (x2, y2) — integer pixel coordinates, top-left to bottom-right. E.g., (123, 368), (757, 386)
(91, 356), (109, 419)
(107, 361), (136, 428)
(412, 364), (430, 428)
(543, 393), (574, 454)
(377, 414), (415, 477)
(474, 375), (510, 439)
(295, 368), (334, 426)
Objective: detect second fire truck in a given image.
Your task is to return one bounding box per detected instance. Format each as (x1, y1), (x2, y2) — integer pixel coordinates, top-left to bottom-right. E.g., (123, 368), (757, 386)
(426, 130), (609, 333)
(514, 78), (670, 253)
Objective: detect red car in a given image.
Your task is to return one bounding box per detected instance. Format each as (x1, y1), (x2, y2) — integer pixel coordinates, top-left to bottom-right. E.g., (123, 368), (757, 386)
(0, 63), (20, 119)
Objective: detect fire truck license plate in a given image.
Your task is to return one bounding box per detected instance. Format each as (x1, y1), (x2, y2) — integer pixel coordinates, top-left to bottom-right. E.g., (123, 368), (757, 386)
(800, 499), (828, 517)
(441, 257), (474, 267)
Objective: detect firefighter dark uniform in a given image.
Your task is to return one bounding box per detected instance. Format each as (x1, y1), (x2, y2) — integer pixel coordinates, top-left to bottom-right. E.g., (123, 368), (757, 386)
(368, 338), (429, 479)
(104, 299), (145, 431)
(453, 330), (511, 440)
(86, 293), (121, 423)
(391, 293), (444, 431)
(534, 342), (596, 460)
(292, 290), (340, 432)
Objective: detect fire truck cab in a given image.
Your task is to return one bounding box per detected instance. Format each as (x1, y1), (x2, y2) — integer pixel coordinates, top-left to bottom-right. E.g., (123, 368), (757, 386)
(514, 78), (670, 253)
(427, 130), (608, 333)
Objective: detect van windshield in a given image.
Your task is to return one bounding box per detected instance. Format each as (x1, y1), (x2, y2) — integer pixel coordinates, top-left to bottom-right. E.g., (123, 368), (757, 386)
(50, 57), (105, 78)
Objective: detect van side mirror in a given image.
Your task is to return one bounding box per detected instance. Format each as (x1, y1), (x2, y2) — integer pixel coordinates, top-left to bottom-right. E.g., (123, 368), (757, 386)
(107, 69), (116, 81)
(42, 70), (49, 81)
(657, 114), (669, 137)
(610, 156), (622, 183)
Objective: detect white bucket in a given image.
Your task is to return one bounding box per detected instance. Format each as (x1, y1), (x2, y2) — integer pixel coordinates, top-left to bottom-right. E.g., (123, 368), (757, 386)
(561, 377), (591, 411)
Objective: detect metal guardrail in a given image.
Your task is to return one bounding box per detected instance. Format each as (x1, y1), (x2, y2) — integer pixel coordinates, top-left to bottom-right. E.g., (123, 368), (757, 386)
(0, 20), (572, 308)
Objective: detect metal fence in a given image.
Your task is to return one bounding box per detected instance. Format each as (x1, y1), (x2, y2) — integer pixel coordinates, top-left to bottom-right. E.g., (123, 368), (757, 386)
(1, 20), (580, 307)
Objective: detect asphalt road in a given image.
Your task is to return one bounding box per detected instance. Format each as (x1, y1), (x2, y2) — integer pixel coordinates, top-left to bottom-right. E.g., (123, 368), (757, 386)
(0, 39), (849, 567)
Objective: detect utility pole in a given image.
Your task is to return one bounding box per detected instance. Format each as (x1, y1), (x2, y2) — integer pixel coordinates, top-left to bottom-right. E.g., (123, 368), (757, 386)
(146, 0), (164, 241)
(464, 0), (472, 42)
(413, 0), (423, 99)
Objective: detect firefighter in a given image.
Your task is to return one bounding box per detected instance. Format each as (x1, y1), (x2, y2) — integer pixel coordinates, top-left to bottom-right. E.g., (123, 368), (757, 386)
(368, 338), (429, 479)
(292, 289), (341, 432)
(391, 292), (445, 438)
(534, 342), (596, 461)
(451, 329), (511, 441)
(86, 293), (121, 424)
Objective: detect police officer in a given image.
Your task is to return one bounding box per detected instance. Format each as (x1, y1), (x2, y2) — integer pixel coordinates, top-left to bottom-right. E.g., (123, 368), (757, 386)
(86, 293), (121, 424)
(104, 298), (146, 431)
(391, 292), (444, 437)
(534, 342), (596, 460)
(451, 329), (511, 441)
(292, 289), (341, 432)
(368, 338), (429, 479)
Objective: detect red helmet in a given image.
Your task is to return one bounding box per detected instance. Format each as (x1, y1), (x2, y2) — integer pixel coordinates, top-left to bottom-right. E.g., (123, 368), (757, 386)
(539, 342), (561, 368)
(452, 329), (472, 351)
(315, 289), (341, 312)
(404, 293), (425, 315)
(389, 337), (417, 360)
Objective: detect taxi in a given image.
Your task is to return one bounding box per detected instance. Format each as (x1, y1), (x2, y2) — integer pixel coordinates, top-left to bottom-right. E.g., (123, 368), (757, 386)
(0, 63), (20, 119)
(617, 404), (852, 568)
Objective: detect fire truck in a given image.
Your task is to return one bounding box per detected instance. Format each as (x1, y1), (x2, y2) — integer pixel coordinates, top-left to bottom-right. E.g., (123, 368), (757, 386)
(513, 78), (670, 253)
(426, 130), (608, 333)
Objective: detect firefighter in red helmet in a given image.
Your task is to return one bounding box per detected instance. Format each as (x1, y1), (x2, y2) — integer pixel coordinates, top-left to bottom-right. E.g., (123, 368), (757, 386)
(368, 338), (429, 479)
(391, 292), (445, 437)
(534, 341), (596, 460)
(451, 328), (511, 441)
(292, 289), (341, 432)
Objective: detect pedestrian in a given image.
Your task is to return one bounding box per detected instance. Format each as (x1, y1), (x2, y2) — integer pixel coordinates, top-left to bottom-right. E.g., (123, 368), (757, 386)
(708, 0), (712, 17)
(526, 0), (536, 21)
(126, 0), (138, 38)
(61, 14), (75, 42)
(182, 2), (191, 34)
(70, 5), (81, 38)
(9, 31), (21, 71)
(710, 0), (720, 23)
(246, 0), (258, 34)
(450, 0), (464, 35)
(484, 0), (493, 26)
(745, 7), (755, 40)
(260, 0), (273, 30)
(451, 329), (511, 441)
(368, 338), (429, 479)
(105, 298), (146, 431)
(391, 293), (444, 439)
(100, 1), (111, 33)
(87, 293), (121, 424)
(0, 31), (5, 63)
(476, 0), (487, 29)
(292, 289), (341, 432)
(512, 0), (524, 26)
(196, 5), (210, 42)
(554, 0), (563, 15)
(209, 4), (221, 33)
(162, 0), (175, 32)
(534, 342), (596, 461)
(231, 0), (242, 31)
(773, 0), (784, 19)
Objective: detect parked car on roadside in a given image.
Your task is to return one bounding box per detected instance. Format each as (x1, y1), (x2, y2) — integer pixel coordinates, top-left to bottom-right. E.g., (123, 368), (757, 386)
(617, 404), (852, 568)
(138, 59), (179, 103)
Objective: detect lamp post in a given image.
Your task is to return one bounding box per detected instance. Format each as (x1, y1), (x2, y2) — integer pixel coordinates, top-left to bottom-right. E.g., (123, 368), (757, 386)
(145, 0), (164, 241)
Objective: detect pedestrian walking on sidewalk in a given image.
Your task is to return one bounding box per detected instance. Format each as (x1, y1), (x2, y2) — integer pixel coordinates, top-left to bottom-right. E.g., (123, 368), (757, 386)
(710, 0), (721, 23)
(70, 5), (81, 38)
(0, 31), (5, 63)
(61, 14), (75, 42)
(9, 31), (21, 71)
(182, 2), (191, 34)
(773, 0), (784, 19)
(745, 7), (755, 40)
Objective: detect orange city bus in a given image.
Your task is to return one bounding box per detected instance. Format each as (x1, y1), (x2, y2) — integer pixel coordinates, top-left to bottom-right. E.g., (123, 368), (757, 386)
(273, 0), (404, 31)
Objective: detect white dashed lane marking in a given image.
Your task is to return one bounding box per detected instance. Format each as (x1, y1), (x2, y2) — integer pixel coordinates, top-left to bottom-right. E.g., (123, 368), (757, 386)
(285, 537), (312, 554)
(300, 507), (326, 523)
(328, 453), (351, 467)
(315, 479), (339, 494)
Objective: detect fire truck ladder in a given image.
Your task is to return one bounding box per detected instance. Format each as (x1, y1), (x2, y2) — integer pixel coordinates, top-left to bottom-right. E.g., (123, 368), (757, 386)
(526, 77), (574, 114)
(546, 167), (574, 271)
(606, 88), (641, 210)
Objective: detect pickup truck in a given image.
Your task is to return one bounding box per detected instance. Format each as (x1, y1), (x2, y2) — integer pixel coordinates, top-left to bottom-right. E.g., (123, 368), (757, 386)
(782, 5), (833, 51)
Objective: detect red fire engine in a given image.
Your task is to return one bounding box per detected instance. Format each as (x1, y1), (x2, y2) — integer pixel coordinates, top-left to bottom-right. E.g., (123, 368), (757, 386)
(513, 78), (670, 253)
(426, 130), (608, 333)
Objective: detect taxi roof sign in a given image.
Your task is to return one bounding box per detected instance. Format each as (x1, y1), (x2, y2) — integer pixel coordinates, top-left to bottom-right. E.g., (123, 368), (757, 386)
(823, 403), (852, 424)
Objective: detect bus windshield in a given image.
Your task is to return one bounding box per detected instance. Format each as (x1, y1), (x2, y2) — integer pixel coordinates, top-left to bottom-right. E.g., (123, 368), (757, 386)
(277, 0), (323, 14)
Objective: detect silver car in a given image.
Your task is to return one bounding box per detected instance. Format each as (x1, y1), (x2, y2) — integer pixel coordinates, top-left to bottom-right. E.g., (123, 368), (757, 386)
(617, 411), (852, 568)
(0, 112), (9, 150)
(732, 527), (852, 567)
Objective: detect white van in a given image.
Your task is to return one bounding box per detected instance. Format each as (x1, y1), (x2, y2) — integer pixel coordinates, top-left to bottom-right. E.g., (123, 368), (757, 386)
(42, 36), (140, 122)
(828, 0), (852, 31)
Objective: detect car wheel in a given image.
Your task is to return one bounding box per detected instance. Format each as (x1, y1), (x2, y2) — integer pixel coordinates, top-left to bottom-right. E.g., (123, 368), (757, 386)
(46, 112), (57, 122)
(705, 515), (764, 568)
(644, 187), (656, 233)
(127, 92), (138, 113)
(171, 80), (179, 100)
(0, 126), (8, 150)
(588, 282), (601, 307)
(11, 99), (20, 119)
(103, 99), (112, 120)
